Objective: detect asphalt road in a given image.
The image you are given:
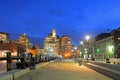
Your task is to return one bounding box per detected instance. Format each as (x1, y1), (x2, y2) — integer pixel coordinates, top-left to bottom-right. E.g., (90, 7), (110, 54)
(16, 59), (113, 80)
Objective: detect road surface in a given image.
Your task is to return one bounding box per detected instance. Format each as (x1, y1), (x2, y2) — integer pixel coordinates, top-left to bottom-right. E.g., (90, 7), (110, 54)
(16, 59), (113, 80)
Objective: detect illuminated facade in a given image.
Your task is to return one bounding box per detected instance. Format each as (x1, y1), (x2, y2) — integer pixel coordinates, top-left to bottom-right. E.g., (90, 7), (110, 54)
(111, 28), (120, 58)
(0, 32), (41, 59)
(18, 33), (30, 48)
(56, 36), (61, 55)
(28, 44), (41, 57)
(61, 36), (73, 58)
(92, 27), (120, 59)
(44, 29), (61, 56)
(95, 36), (114, 59)
(0, 32), (26, 58)
(0, 32), (9, 43)
(0, 43), (25, 57)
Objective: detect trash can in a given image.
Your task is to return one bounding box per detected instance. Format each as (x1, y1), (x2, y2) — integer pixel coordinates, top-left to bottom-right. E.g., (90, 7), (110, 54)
(79, 60), (83, 66)
(92, 58), (95, 61)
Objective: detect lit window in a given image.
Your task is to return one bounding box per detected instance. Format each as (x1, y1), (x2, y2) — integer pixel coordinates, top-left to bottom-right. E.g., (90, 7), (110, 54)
(118, 37), (120, 40)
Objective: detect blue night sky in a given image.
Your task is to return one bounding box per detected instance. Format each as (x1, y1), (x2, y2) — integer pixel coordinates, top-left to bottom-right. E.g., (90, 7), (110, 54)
(0, 0), (120, 47)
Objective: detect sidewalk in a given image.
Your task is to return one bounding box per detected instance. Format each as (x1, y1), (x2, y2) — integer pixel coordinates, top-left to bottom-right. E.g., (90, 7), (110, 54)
(16, 61), (113, 80)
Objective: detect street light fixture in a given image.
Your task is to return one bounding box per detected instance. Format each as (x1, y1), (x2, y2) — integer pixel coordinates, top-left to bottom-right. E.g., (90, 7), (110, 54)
(85, 35), (90, 41)
(50, 49), (53, 52)
(80, 41), (83, 45)
(74, 47), (77, 50)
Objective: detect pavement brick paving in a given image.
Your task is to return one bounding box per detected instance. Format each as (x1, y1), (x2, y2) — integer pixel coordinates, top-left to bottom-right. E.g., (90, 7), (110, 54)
(16, 60), (113, 80)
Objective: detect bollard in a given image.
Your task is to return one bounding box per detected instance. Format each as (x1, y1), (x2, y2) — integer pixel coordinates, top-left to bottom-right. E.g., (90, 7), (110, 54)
(20, 58), (25, 69)
(7, 52), (12, 71)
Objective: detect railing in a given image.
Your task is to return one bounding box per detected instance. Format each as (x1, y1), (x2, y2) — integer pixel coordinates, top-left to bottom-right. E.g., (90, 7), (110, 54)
(0, 52), (58, 72)
(0, 52), (26, 72)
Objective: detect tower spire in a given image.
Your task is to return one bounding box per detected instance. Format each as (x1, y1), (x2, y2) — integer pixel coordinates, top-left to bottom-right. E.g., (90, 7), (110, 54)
(52, 29), (56, 38)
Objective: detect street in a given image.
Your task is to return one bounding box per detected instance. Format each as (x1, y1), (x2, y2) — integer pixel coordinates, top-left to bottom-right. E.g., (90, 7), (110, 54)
(16, 59), (113, 80)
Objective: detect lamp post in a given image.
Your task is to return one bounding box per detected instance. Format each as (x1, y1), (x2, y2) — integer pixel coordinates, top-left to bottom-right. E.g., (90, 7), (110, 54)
(79, 41), (84, 66)
(80, 41), (83, 58)
(85, 35), (90, 60)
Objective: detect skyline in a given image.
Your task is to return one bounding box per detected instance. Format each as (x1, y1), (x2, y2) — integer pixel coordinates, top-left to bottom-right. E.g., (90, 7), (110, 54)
(0, 0), (120, 46)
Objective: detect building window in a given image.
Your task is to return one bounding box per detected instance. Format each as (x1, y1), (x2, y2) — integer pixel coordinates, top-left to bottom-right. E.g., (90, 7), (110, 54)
(118, 37), (120, 40)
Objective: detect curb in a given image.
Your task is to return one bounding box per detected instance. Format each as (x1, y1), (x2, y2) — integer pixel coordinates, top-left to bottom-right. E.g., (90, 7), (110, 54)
(0, 68), (30, 80)
(86, 63), (120, 80)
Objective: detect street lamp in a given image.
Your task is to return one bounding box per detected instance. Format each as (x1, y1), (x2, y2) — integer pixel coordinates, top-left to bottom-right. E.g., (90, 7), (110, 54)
(80, 41), (83, 45)
(74, 47), (77, 50)
(80, 41), (84, 59)
(79, 41), (85, 66)
(85, 35), (90, 41)
(85, 35), (90, 60)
